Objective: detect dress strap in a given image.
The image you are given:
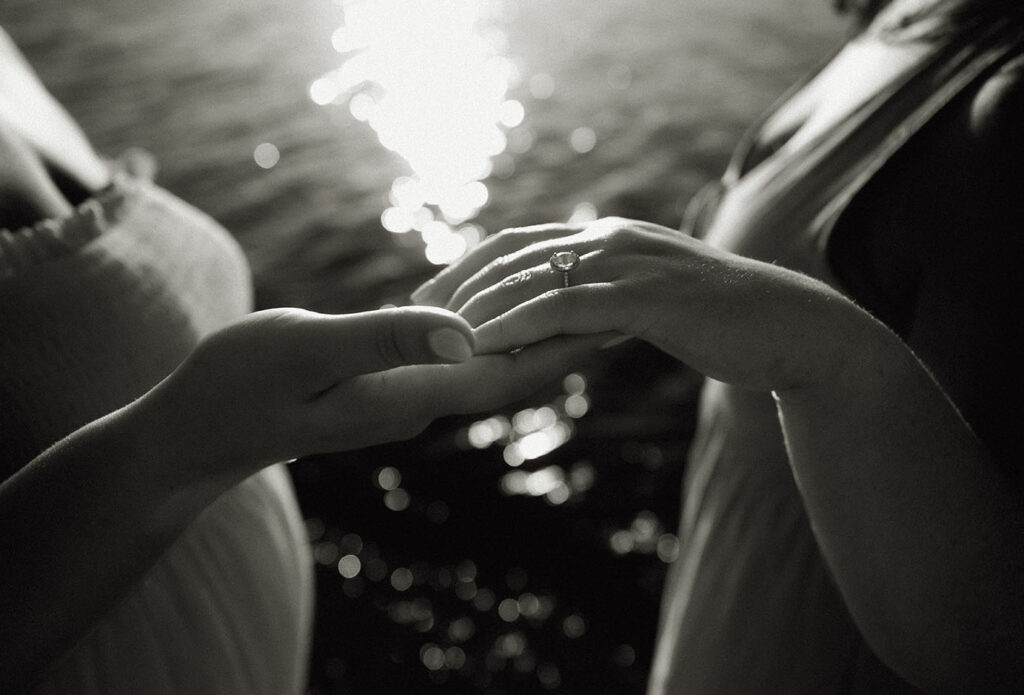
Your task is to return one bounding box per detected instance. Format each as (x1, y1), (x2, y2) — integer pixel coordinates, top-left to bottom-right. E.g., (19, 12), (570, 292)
(693, 15), (1024, 274)
(804, 18), (1024, 263)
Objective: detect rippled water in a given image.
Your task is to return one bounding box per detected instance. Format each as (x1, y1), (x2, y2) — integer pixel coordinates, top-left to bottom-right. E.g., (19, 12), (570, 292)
(3, 0), (843, 692)
(5, 0), (841, 307)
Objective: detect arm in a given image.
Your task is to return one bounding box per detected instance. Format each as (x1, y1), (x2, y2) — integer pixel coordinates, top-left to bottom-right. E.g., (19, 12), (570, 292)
(412, 216), (1024, 691)
(788, 53), (1024, 690)
(0, 306), (602, 693)
(775, 300), (1024, 693)
(0, 395), (246, 693)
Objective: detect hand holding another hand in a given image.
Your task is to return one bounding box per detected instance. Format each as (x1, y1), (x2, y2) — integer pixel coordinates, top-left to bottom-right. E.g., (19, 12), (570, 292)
(142, 306), (605, 472)
(412, 217), (863, 393)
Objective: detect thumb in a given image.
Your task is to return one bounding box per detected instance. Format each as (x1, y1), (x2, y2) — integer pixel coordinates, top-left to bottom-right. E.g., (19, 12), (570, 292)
(316, 306), (476, 378)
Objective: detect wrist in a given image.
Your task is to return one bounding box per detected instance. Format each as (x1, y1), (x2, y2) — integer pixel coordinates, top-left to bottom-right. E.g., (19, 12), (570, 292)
(130, 375), (254, 491)
(771, 299), (899, 407)
(758, 265), (881, 396)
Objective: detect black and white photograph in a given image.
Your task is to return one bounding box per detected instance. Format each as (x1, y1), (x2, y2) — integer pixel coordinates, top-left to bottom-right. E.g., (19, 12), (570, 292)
(2, 0), (1021, 692)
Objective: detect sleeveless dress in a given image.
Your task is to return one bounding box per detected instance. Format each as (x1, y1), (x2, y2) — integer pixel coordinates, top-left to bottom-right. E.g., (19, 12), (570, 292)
(0, 154), (314, 694)
(648, 9), (1024, 695)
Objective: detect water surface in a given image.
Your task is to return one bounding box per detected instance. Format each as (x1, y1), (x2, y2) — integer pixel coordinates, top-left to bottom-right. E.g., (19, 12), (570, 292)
(3, 1), (843, 692)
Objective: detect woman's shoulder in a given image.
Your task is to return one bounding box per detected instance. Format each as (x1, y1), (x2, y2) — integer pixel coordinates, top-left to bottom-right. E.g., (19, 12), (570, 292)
(0, 26), (110, 197)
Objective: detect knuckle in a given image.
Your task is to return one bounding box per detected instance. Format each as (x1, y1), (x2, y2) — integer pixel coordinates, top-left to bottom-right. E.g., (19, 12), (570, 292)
(603, 224), (634, 251)
(599, 215), (627, 226)
(500, 268), (533, 289)
(540, 288), (562, 303)
(496, 314), (514, 347)
(373, 320), (413, 367)
(483, 253), (513, 276)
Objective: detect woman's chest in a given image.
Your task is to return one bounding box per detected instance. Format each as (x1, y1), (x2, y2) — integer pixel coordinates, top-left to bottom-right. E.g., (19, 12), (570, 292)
(757, 34), (931, 160)
(701, 33), (934, 276)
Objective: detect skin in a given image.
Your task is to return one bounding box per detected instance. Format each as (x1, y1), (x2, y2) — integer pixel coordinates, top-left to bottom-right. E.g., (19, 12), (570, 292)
(411, 214), (1024, 692)
(0, 27), (611, 692)
(0, 28), (109, 225)
(4, 2), (1021, 691)
(411, 4), (1024, 689)
(0, 305), (606, 692)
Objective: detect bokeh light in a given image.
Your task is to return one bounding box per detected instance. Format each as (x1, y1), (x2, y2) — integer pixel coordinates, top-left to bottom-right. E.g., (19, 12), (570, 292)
(613, 644), (637, 668)
(376, 466), (401, 490)
(569, 126), (597, 154)
(338, 554), (362, 578)
(252, 142), (280, 169)
(464, 373), (589, 485)
(528, 72), (555, 99)
(562, 614), (586, 639)
(384, 488), (411, 511)
(391, 567), (415, 591)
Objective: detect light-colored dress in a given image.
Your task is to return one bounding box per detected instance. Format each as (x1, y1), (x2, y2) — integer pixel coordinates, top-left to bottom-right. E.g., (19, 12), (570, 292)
(648, 7), (1023, 694)
(0, 155), (314, 695)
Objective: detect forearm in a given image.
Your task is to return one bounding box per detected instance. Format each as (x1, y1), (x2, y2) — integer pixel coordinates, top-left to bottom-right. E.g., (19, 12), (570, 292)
(410, 213), (1024, 688)
(775, 304), (1024, 692)
(0, 393), (251, 692)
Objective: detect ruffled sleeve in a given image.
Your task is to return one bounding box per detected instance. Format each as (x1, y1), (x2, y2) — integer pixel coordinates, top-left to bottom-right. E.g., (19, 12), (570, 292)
(0, 149), (157, 279)
(1, 150), (312, 695)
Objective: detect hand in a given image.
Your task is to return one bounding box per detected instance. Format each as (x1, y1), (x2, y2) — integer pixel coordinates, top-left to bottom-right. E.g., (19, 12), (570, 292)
(412, 217), (856, 392)
(143, 306), (604, 470)
(1, 304), (604, 691)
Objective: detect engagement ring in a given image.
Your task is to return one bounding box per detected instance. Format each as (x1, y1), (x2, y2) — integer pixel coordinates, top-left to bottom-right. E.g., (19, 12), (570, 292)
(549, 251), (581, 288)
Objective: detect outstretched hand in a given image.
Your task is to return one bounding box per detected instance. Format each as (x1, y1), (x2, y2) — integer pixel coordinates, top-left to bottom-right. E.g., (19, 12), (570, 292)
(412, 217), (856, 392)
(144, 306), (604, 469)
(1, 304), (606, 692)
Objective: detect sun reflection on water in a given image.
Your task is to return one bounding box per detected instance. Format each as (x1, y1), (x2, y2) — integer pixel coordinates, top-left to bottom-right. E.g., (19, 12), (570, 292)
(463, 372), (591, 481)
(294, 5), (688, 689)
(312, 0), (520, 264)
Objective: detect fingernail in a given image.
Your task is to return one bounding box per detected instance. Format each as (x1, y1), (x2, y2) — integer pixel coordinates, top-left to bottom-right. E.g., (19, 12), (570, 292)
(428, 327), (473, 362)
(410, 280), (435, 304)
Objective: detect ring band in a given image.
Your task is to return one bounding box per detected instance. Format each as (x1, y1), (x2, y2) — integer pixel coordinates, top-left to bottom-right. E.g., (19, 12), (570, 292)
(549, 251), (581, 288)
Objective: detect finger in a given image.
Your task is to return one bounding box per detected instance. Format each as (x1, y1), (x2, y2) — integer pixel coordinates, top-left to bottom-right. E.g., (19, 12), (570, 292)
(305, 332), (611, 452)
(457, 251), (603, 328)
(473, 284), (632, 354)
(302, 307), (476, 383)
(407, 332), (613, 416)
(446, 237), (599, 314)
(446, 218), (668, 315)
(439, 332), (613, 413)
(410, 223), (585, 306)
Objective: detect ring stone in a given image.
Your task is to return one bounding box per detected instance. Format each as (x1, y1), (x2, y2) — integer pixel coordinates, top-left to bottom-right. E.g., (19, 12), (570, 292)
(549, 251), (580, 288)
(549, 251), (581, 272)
